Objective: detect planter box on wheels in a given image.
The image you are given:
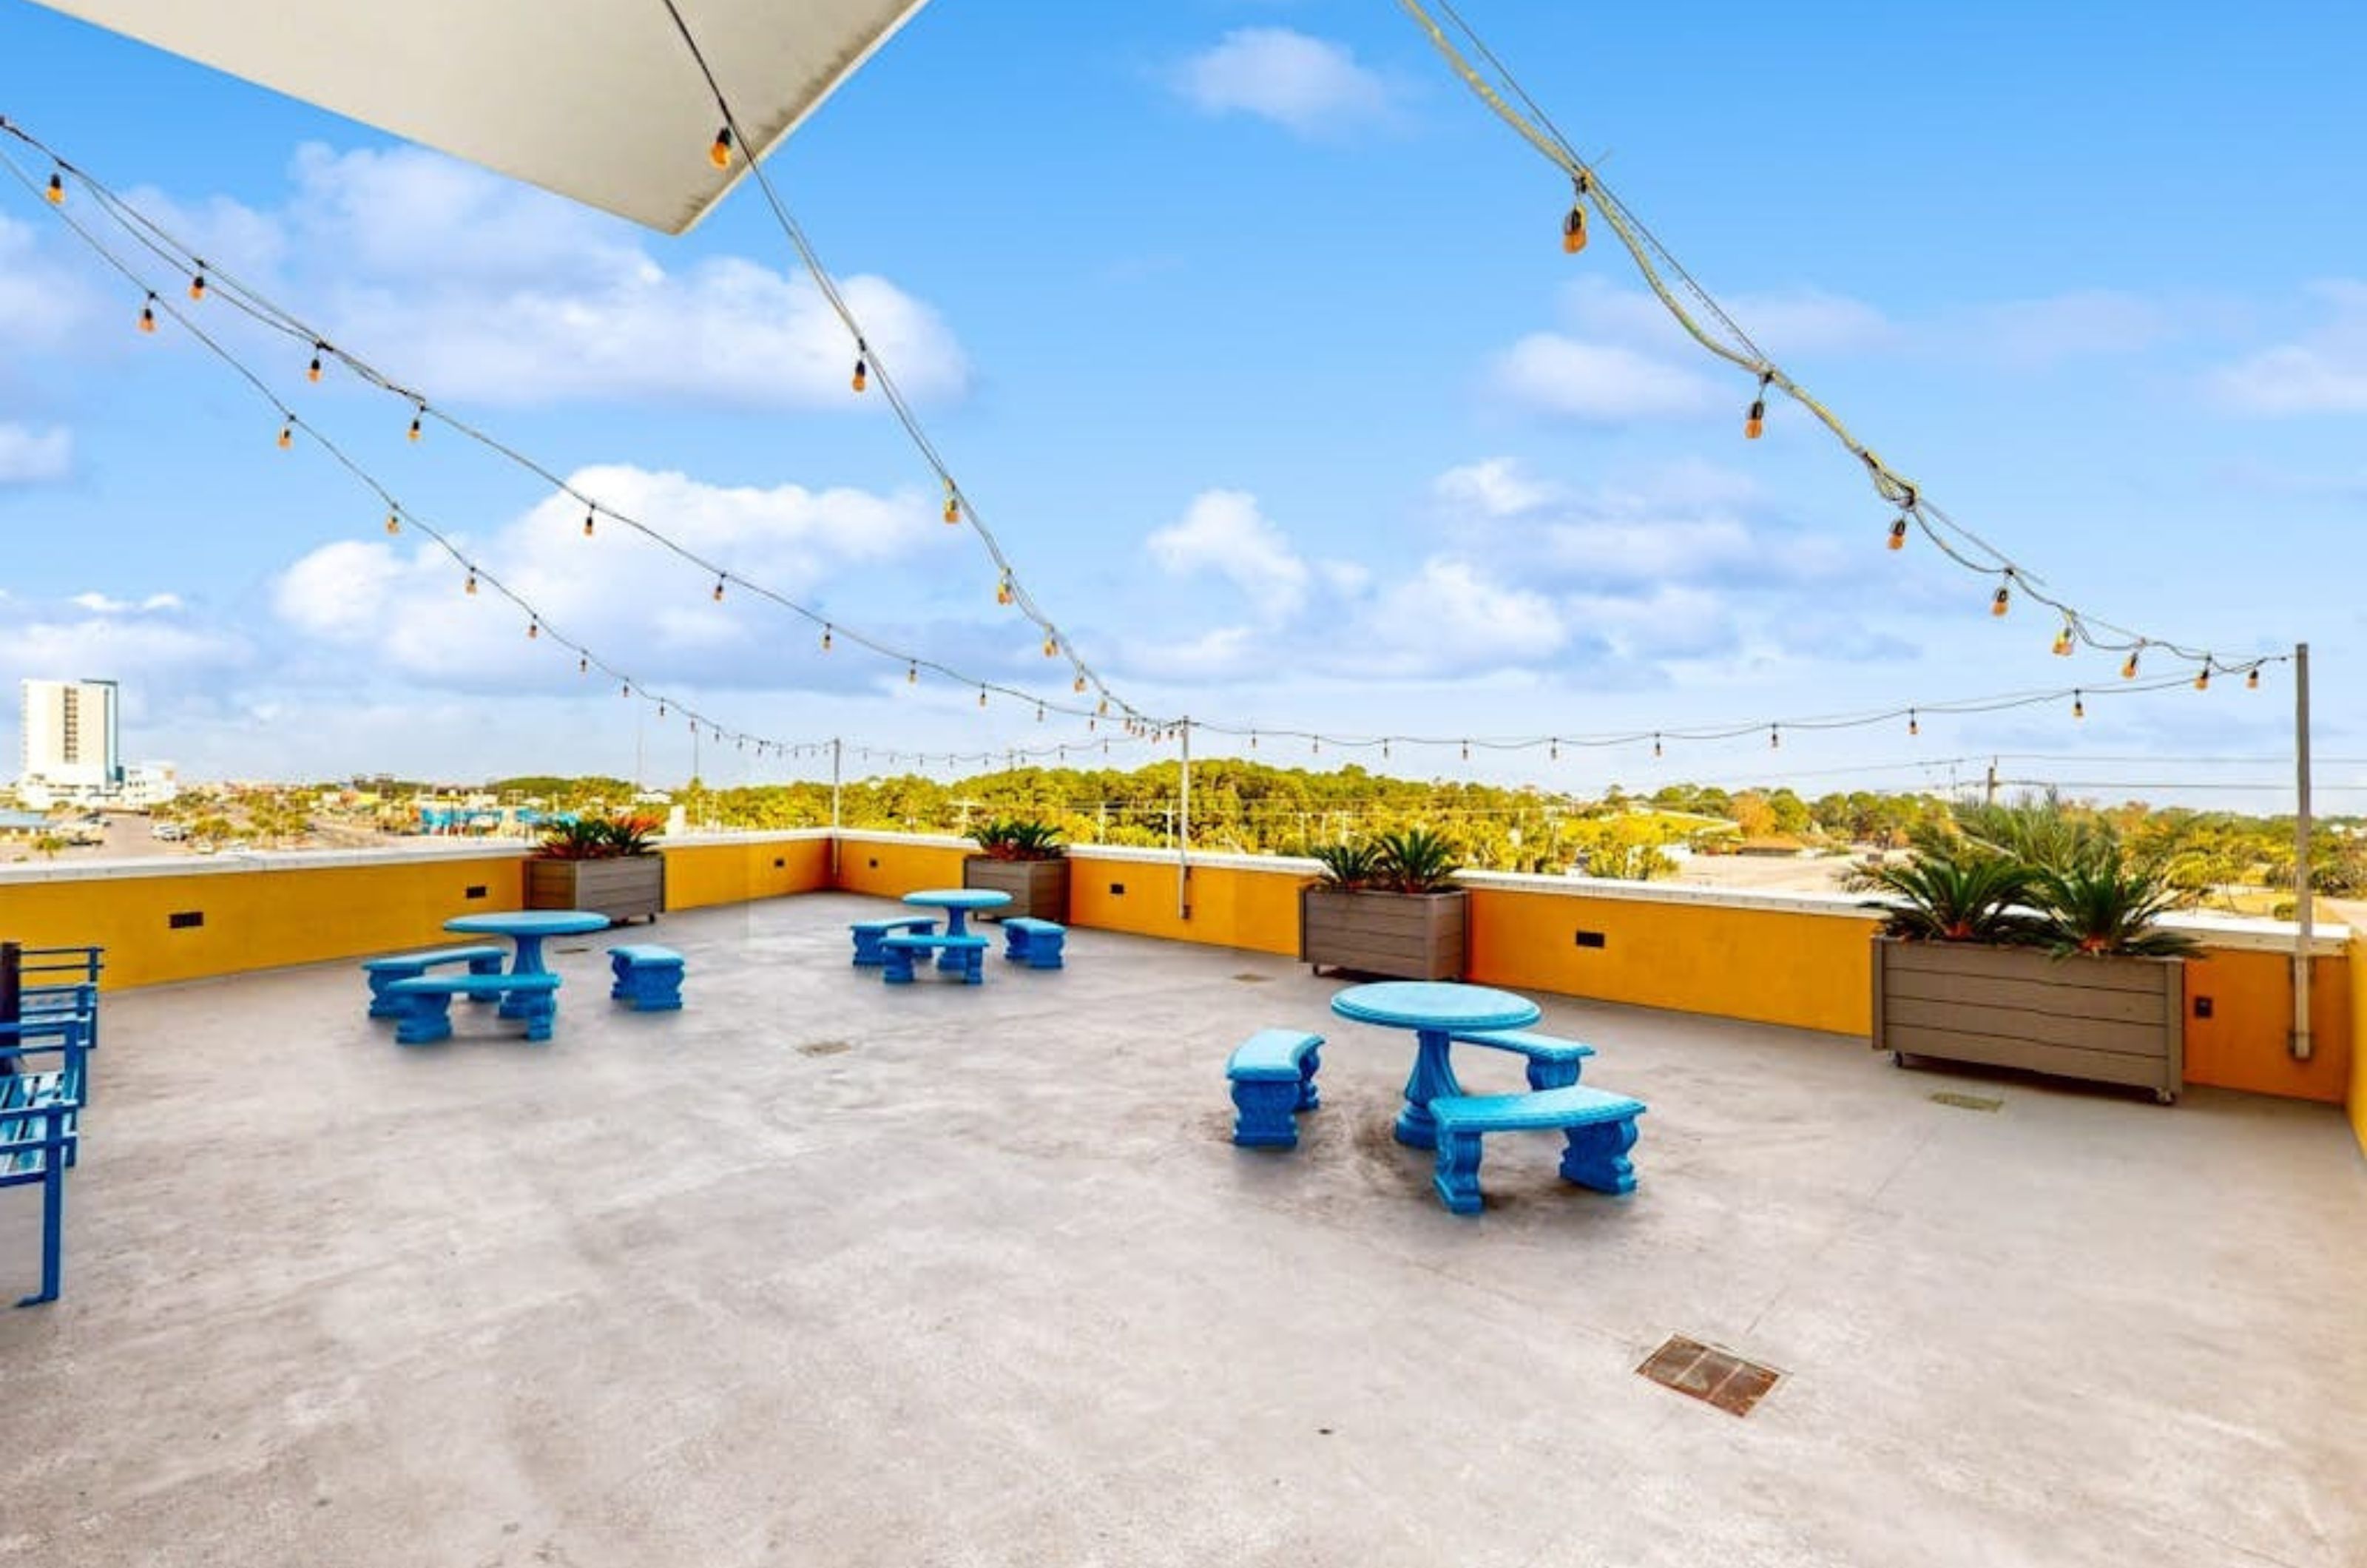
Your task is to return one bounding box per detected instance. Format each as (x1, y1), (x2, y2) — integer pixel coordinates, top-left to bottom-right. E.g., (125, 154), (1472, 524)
(525, 856), (665, 924)
(1300, 886), (1468, 981)
(1872, 935), (2184, 1104)
(962, 857), (1069, 923)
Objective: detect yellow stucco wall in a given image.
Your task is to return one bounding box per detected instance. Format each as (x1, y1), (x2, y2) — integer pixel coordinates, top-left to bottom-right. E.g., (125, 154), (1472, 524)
(0, 852), (527, 988)
(1065, 854), (1303, 956)
(1465, 886), (1875, 1036)
(2181, 949), (2351, 1104)
(832, 837), (968, 901)
(661, 835), (832, 911)
(2353, 931), (2367, 1157)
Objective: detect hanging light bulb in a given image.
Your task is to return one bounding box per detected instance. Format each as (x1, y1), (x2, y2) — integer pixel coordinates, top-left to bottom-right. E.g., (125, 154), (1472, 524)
(1073, 675), (1087, 695)
(908, 661), (918, 685)
(1460, 741), (1470, 761)
(658, 701), (668, 719)
(2121, 646), (2141, 680)
(1887, 516), (1908, 551)
(2073, 691), (2086, 720)
(709, 125), (734, 169)
(944, 488), (961, 525)
(464, 570), (477, 596)
(45, 172), (64, 205)
(979, 687), (989, 708)
(2246, 667), (2260, 690)
(307, 345), (324, 384)
(1990, 581), (2010, 617)
(1382, 740), (1392, 760)
(579, 655), (589, 675)
(851, 352), (868, 393)
(1652, 734), (1664, 759)
(188, 267), (206, 302)
(527, 620), (539, 640)
(408, 409), (423, 442)
(1042, 635), (1058, 658)
(385, 512), (400, 535)
(583, 509), (596, 538)
(1744, 374), (1770, 440)
(1908, 709), (1919, 737)
(1311, 738), (1320, 755)
(713, 577), (726, 603)
(1550, 740), (1560, 761)
(1561, 195), (1587, 254)
(820, 625), (832, 652)
(138, 294), (157, 334)
(996, 575), (1013, 606)
(277, 419), (293, 450)
(2195, 666), (2211, 692)
(2052, 620), (2075, 657)
(1097, 697), (1110, 717)
(1036, 704), (1046, 723)
(621, 682), (630, 697)
(1249, 731), (1258, 750)
(1769, 726), (1781, 748)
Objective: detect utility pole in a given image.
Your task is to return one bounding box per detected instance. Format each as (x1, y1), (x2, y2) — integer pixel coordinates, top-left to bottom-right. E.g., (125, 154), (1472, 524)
(830, 737), (843, 884)
(2292, 643), (2314, 1061)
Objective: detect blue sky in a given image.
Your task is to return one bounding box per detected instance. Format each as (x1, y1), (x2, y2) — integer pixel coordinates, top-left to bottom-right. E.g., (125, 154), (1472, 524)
(1, 0), (2361, 808)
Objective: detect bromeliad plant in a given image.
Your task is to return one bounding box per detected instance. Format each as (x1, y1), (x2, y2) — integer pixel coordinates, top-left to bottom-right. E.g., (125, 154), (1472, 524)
(971, 819), (1066, 861)
(533, 814), (661, 859)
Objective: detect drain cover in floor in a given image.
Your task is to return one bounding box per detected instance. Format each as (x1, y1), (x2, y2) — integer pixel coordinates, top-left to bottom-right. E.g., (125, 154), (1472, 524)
(1231, 973), (1273, 983)
(1636, 1336), (1782, 1417)
(1930, 1091), (2004, 1112)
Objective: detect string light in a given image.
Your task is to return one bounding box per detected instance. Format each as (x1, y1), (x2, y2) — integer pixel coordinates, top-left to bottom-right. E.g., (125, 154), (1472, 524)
(712, 576), (726, 603)
(137, 294), (155, 334)
(407, 408), (422, 442)
(1887, 516), (1908, 551)
(527, 619), (539, 640)
(907, 661), (918, 685)
(463, 570), (477, 596)
(578, 655), (588, 675)
(2246, 668), (2260, 691)
(1990, 581), (2010, 618)
(1036, 704), (1046, 723)
(1769, 725), (1781, 749)
(2052, 620), (2075, 657)
(996, 575), (1012, 606)
(1073, 675), (1087, 695)
(1744, 373), (1770, 441)
(2073, 691), (2085, 720)
(1653, 734), (1663, 759)
(384, 512), (399, 534)
(1042, 635), (1058, 658)
(1561, 174), (1588, 253)
(583, 509), (596, 538)
(851, 347), (867, 394)
(2194, 666), (2209, 692)
(276, 419), (292, 450)
(820, 625), (833, 652)
(944, 485), (961, 525)
(709, 126), (733, 169)
(187, 265), (205, 301)
(307, 345), (323, 383)
(2122, 647), (2141, 680)
(1908, 710), (1919, 737)
(979, 687), (988, 708)
(1550, 739), (1559, 761)
(1460, 741), (1470, 761)
(44, 171), (62, 205)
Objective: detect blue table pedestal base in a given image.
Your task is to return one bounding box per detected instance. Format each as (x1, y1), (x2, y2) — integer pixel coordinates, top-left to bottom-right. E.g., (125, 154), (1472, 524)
(1392, 1028), (1464, 1151)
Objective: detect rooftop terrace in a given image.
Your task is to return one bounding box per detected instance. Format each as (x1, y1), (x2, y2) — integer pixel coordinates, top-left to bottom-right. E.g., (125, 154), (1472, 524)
(4, 891), (2363, 1566)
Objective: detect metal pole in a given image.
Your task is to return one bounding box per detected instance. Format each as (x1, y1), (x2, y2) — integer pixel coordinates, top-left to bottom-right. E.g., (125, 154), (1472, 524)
(1178, 717), (1193, 921)
(830, 737), (844, 886)
(2292, 643), (2314, 1061)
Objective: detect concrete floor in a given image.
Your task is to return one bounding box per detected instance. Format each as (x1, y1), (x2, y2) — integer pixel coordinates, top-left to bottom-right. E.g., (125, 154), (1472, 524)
(3, 893), (2363, 1567)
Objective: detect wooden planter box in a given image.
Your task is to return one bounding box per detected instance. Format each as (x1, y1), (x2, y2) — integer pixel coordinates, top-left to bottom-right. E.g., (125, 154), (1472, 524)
(1872, 935), (2184, 1104)
(1300, 886), (1468, 981)
(525, 856), (665, 924)
(962, 856), (1070, 922)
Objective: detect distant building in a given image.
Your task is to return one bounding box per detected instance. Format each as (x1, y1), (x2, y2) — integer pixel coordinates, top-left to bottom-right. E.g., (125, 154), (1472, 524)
(19, 678), (121, 801)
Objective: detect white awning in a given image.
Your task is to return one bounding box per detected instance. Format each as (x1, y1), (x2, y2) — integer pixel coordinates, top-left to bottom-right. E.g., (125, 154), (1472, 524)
(32, 0), (932, 233)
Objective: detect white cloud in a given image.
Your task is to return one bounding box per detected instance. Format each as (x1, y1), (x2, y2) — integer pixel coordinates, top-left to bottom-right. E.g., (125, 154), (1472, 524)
(2209, 281), (2367, 415)
(1490, 334), (1720, 421)
(0, 423), (71, 484)
(1968, 290), (2168, 366)
(271, 464), (933, 686)
(0, 603), (251, 695)
(1145, 489), (1313, 619)
(1433, 458), (1561, 518)
(1172, 29), (1395, 138)
(0, 217), (101, 351)
(273, 146), (968, 410)
(1351, 558), (1565, 676)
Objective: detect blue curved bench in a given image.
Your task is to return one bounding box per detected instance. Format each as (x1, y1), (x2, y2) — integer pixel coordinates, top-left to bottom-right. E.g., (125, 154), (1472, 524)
(1446, 1028), (1596, 1090)
(851, 917), (938, 967)
(1226, 1029), (1324, 1148)
(880, 933), (987, 985)
(1430, 1084), (1647, 1214)
(385, 972), (562, 1044)
(363, 945), (508, 1018)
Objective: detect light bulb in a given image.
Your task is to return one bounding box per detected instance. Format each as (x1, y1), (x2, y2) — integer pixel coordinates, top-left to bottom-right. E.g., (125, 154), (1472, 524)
(307, 348), (323, 384)
(908, 662), (918, 684)
(979, 689), (988, 708)
(1097, 698), (1109, 717)
(1042, 635), (1058, 658)
(1550, 740), (1559, 761)
(1652, 735), (1663, 759)
(820, 626), (832, 651)
(579, 655), (589, 675)
(2121, 649), (2141, 680)
(621, 683), (630, 697)
(1312, 739), (1320, 755)
(1460, 742), (1470, 761)
(464, 571), (477, 596)
(2073, 692), (2085, 720)
(583, 510), (595, 538)
(996, 576), (1012, 606)
(659, 702), (668, 718)
(945, 494), (961, 524)
(2246, 668), (2260, 690)
(1249, 732), (1258, 750)
(1073, 675), (1087, 695)
(2195, 667), (2210, 692)
(1908, 711), (1919, 737)
(1744, 397), (1766, 440)
(46, 172), (64, 205)
(713, 578), (726, 603)
(138, 297), (156, 334)
(277, 420), (292, 450)
(1036, 705), (1046, 723)
(2052, 623), (2074, 657)
(189, 270), (206, 302)
(527, 621), (539, 640)
(1561, 202), (1587, 254)
(1383, 741), (1393, 760)
(385, 513), (399, 534)
(408, 413), (422, 442)
(851, 356), (867, 393)
(1887, 516), (1908, 550)
(1991, 583), (2010, 617)
(1769, 726), (1780, 749)
(709, 126), (733, 169)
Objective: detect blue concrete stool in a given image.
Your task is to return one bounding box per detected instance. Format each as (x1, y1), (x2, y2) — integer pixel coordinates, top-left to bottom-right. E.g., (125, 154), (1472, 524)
(608, 944), (686, 1010)
(1226, 1029), (1324, 1148)
(1000, 917), (1067, 970)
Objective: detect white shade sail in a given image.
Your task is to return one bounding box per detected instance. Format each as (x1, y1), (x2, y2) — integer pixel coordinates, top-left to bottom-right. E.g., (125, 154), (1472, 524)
(32, 0), (933, 233)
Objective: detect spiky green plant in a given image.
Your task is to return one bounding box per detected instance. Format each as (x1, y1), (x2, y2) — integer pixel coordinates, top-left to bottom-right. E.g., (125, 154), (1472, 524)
(1371, 828), (1464, 894)
(2029, 849), (2203, 958)
(1859, 851), (2042, 944)
(1307, 840), (1380, 889)
(972, 819), (1065, 861)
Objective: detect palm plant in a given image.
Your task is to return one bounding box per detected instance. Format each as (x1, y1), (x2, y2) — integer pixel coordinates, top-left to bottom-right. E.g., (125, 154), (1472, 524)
(1308, 840), (1380, 889)
(1371, 828), (1464, 894)
(1859, 849), (2043, 944)
(2029, 848), (2203, 958)
(972, 819), (1065, 861)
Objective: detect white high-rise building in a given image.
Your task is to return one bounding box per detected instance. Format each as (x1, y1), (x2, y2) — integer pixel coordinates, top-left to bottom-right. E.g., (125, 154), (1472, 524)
(19, 678), (122, 794)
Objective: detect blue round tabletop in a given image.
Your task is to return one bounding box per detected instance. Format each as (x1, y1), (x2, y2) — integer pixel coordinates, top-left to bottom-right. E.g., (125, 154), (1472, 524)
(902, 889), (1013, 910)
(1329, 981), (1540, 1032)
(445, 911), (612, 936)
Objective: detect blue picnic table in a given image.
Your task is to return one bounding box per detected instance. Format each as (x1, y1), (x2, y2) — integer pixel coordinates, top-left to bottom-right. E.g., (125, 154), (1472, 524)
(900, 888), (1011, 973)
(445, 910), (609, 1016)
(1329, 981), (1542, 1149)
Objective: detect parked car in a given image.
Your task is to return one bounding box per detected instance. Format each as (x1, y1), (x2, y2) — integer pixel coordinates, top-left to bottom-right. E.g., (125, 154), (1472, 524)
(152, 822), (185, 841)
